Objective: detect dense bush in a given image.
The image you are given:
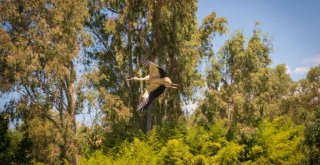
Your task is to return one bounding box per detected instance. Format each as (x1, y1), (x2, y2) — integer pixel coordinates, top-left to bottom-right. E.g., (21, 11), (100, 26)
(79, 117), (306, 165)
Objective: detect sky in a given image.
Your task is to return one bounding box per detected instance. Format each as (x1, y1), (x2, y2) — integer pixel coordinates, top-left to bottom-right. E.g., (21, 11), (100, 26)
(197, 0), (320, 80)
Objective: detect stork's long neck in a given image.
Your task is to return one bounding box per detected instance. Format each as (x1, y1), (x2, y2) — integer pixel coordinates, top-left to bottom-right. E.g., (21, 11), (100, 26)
(134, 75), (149, 81)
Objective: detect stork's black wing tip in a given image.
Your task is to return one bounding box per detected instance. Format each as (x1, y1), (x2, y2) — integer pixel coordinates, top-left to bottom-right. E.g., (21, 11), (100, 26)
(138, 59), (150, 66)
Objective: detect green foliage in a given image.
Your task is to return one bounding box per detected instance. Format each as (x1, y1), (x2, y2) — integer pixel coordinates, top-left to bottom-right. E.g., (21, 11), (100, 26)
(254, 117), (305, 164)
(79, 150), (113, 165)
(0, 112), (19, 164)
(116, 138), (159, 165)
(80, 138), (158, 165)
(159, 139), (193, 165)
(79, 117), (306, 165)
(305, 110), (320, 164)
(213, 142), (244, 164)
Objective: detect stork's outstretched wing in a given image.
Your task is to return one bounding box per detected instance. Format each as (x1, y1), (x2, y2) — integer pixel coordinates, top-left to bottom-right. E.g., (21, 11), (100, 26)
(140, 60), (167, 78)
(137, 84), (166, 111)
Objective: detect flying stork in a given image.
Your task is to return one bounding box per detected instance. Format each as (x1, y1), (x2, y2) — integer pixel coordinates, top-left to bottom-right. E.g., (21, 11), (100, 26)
(126, 60), (178, 111)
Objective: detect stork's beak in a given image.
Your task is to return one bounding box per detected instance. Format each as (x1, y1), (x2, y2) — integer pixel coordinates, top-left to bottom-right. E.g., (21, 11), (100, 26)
(126, 76), (134, 81)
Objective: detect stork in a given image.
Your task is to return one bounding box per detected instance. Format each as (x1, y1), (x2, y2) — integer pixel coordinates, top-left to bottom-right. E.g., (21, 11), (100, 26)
(126, 60), (178, 111)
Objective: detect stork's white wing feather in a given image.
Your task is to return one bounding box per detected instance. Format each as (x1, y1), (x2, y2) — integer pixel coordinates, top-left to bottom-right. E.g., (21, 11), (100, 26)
(137, 90), (149, 111)
(142, 90), (149, 100)
(137, 84), (161, 111)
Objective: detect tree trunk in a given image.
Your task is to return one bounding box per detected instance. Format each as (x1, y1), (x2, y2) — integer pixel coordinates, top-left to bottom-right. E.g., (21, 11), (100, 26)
(62, 61), (78, 164)
(68, 82), (76, 133)
(146, 108), (152, 132)
(150, 0), (163, 60)
(58, 86), (67, 162)
(128, 0), (133, 77)
(143, 0), (164, 133)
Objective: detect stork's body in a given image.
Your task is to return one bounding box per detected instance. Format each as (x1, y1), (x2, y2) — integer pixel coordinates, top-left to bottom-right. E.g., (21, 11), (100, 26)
(134, 75), (175, 87)
(127, 60), (178, 111)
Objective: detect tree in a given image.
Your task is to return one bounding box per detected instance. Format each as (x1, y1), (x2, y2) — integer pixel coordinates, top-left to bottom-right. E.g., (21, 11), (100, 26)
(0, 112), (13, 163)
(0, 0), (89, 163)
(302, 65), (320, 164)
(84, 0), (227, 134)
(198, 26), (272, 140)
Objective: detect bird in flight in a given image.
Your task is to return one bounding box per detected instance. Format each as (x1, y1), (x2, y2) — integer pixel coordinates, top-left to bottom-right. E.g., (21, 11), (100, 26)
(127, 60), (178, 111)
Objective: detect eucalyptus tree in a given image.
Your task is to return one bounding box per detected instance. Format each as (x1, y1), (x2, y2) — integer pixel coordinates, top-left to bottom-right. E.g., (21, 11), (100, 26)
(84, 0), (227, 133)
(301, 65), (320, 164)
(198, 26), (273, 139)
(0, 0), (89, 163)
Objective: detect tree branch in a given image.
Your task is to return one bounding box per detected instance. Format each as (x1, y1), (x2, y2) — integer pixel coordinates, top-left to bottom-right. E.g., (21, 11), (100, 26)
(87, 24), (133, 98)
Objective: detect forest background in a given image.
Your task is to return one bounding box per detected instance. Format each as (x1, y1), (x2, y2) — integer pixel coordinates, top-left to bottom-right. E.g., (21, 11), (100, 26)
(0, 0), (319, 164)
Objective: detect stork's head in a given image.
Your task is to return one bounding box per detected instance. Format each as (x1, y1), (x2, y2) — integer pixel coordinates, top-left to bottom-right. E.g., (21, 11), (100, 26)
(126, 76), (135, 81)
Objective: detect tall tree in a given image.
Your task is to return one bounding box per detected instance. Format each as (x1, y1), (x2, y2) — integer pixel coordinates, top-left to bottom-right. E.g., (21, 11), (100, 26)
(84, 0), (227, 134)
(301, 65), (320, 164)
(198, 26), (272, 139)
(0, 112), (12, 163)
(0, 0), (89, 163)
